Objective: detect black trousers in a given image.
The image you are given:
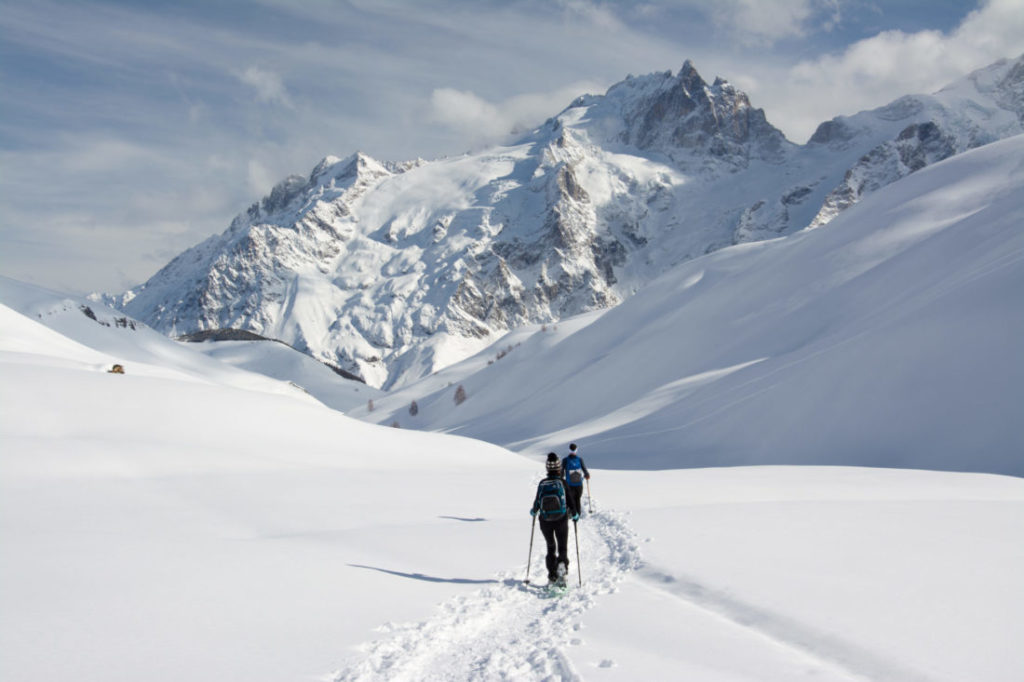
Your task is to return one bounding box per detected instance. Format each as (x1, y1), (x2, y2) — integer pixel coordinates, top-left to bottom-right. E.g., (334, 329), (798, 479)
(539, 517), (569, 580)
(567, 484), (584, 512)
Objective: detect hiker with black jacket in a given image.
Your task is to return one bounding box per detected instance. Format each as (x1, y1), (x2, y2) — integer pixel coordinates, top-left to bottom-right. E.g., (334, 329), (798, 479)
(530, 453), (579, 585)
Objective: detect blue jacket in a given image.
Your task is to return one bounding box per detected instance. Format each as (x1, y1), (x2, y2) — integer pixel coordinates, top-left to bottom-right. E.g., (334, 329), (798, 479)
(561, 454), (589, 487)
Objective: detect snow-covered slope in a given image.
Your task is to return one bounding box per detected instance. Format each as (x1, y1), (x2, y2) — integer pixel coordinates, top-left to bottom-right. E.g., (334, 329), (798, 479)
(363, 133), (1024, 477)
(0, 298), (529, 681)
(0, 275), (375, 411)
(186, 337), (382, 411)
(187, 337), (382, 412)
(0, 275), (316, 399)
(2, 296), (1022, 682)
(114, 56), (1024, 390)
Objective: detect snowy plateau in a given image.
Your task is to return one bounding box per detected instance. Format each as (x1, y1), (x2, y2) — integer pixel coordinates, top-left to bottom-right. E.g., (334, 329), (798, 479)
(1, 58), (1023, 682)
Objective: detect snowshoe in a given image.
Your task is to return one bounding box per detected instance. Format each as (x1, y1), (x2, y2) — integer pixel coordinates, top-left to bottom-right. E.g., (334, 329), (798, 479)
(544, 582), (568, 598)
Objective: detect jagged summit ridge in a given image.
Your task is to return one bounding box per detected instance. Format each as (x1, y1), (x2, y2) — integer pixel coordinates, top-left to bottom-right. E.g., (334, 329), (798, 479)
(613, 60), (789, 166)
(546, 60), (790, 172)
(116, 56), (1024, 389)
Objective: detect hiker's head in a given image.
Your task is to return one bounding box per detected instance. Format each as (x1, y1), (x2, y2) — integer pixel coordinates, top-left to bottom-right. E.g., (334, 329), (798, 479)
(546, 452), (562, 476)
(569, 443), (577, 453)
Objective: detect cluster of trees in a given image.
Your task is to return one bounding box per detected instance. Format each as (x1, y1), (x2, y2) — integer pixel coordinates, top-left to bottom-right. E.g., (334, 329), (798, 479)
(368, 383), (468, 426)
(488, 343), (521, 365)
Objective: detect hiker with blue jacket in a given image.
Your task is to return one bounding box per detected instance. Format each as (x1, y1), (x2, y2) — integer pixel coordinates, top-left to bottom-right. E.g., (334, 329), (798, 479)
(562, 443), (590, 515)
(530, 453), (580, 584)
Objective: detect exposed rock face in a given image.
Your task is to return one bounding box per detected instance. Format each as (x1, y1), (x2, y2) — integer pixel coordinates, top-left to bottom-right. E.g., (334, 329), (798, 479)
(612, 61), (789, 169)
(115, 56), (1024, 389)
(809, 122), (959, 229)
(994, 58), (1024, 121)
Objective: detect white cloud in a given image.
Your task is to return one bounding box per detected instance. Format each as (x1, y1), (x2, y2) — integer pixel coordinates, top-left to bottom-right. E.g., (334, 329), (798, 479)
(555, 0), (625, 31)
(429, 89), (505, 141)
(746, 0), (1024, 142)
(429, 82), (604, 146)
(238, 66), (293, 107)
(706, 0), (840, 46)
(247, 159), (277, 197)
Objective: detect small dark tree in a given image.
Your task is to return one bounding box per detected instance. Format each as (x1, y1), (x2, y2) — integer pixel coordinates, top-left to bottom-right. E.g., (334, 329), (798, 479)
(367, 399), (375, 412)
(454, 384), (467, 406)
(409, 400), (419, 416)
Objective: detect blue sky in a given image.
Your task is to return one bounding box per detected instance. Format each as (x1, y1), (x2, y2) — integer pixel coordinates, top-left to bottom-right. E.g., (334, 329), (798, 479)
(1, 0), (1022, 294)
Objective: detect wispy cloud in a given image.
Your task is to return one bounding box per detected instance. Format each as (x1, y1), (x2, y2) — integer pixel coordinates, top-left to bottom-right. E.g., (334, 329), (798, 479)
(706, 0), (841, 46)
(429, 82), (603, 147)
(554, 0), (627, 31)
(237, 67), (294, 107)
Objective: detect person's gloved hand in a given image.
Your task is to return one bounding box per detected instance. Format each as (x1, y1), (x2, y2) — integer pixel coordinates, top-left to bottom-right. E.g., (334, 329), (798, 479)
(530, 509), (537, 517)
(571, 513), (580, 521)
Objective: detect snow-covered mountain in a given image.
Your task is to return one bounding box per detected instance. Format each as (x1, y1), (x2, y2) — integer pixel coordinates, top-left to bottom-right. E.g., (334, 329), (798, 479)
(361, 133), (1024, 477)
(114, 56), (1024, 389)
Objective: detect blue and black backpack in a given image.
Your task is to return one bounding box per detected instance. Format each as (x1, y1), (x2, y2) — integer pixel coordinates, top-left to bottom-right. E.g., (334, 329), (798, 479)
(537, 479), (567, 520)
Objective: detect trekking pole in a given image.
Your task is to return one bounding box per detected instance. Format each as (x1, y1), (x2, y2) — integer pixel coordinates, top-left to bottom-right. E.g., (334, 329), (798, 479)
(573, 519), (582, 587)
(586, 479), (594, 514)
(523, 514), (537, 584)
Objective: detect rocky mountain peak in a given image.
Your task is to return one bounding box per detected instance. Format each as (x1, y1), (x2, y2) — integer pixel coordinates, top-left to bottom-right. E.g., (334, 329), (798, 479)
(677, 58), (707, 95)
(582, 60), (789, 170)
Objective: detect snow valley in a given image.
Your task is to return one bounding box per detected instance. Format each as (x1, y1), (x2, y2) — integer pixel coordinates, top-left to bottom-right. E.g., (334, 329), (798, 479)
(1, 57), (1023, 682)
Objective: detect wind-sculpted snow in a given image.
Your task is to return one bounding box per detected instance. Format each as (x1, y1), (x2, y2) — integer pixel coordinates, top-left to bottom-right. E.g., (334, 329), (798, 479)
(115, 56), (1024, 389)
(334, 504), (642, 681)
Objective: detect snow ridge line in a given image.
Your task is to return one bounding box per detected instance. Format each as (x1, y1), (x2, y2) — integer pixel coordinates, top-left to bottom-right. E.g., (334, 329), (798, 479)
(636, 566), (934, 682)
(332, 505), (642, 681)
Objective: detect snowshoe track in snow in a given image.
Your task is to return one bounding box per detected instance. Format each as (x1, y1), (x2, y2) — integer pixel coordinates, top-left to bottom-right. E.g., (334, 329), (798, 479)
(333, 506), (641, 681)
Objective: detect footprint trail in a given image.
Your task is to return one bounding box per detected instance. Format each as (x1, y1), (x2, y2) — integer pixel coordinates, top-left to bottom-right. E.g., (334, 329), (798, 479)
(333, 505), (642, 681)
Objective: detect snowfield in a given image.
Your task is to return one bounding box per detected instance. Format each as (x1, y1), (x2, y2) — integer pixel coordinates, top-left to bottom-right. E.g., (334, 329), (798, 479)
(1, 287), (1023, 681)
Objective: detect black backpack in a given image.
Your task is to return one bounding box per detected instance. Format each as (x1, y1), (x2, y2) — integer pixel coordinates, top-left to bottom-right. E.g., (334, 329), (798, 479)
(537, 479), (568, 520)
(564, 456), (584, 486)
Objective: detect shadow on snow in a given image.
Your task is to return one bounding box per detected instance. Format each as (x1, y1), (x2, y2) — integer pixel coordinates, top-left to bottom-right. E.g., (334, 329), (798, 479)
(348, 563), (501, 585)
